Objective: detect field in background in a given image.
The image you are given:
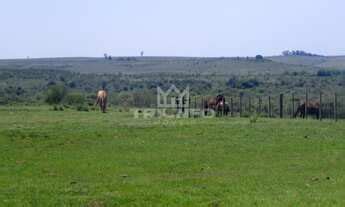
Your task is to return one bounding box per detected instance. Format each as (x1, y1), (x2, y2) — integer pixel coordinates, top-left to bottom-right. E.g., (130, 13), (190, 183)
(1, 55), (345, 75)
(269, 55), (345, 70)
(1, 107), (345, 206)
(0, 56), (328, 75)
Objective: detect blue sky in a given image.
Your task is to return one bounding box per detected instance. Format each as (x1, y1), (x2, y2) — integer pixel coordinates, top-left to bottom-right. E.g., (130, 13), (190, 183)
(1, 0), (344, 59)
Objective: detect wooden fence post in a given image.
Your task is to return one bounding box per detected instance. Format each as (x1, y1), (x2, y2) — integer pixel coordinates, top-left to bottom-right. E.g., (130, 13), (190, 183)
(268, 96), (272, 118)
(248, 96), (252, 114)
(280, 94), (284, 118)
(305, 88), (308, 119)
(201, 97), (204, 110)
(222, 96), (225, 116)
(334, 93), (338, 121)
(292, 93), (295, 118)
(239, 94), (243, 117)
(319, 92), (322, 121)
(189, 98), (191, 118)
(230, 97), (234, 117)
(258, 97), (262, 115)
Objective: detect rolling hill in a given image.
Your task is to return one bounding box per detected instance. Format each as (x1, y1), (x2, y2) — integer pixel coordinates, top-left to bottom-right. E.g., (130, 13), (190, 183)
(268, 55), (345, 70)
(0, 56), (323, 75)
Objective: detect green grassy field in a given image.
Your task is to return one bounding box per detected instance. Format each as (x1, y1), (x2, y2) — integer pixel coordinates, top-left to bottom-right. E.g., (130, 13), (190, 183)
(1, 107), (345, 206)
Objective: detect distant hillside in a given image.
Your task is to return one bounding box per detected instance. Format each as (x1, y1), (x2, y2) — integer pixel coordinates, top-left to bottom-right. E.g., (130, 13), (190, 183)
(268, 56), (345, 70)
(0, 56), (319, 75)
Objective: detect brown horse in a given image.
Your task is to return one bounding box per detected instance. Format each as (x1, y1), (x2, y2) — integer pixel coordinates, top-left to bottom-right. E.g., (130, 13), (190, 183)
(204, 95), (226, 116)
(294, 100), (320, 119)
(216, 102), (230, 116)
(96, 90), (108, 113)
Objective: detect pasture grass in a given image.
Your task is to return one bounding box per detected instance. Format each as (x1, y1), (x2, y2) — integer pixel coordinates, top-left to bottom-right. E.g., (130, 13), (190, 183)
(0, 107), (345, 206)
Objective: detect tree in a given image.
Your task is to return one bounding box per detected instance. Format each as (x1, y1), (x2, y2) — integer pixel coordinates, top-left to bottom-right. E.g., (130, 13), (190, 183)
(282, 50), (290, 56)
(255, 55), (264, 61)
(45, 85), (67, 105)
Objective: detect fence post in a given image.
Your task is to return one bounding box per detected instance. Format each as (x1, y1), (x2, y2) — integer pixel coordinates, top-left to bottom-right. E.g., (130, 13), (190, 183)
(268, 96), (272, 118)
(305, 88), (308, 119)
(248, 96), (252, 114)
(280, 94), (284, 118)
(230, 97), (234, 117)
(292, 93), (295, 118)
(239, 94), (243, 117)
(222, 96), (225, 116)
(258, 97), (262, 115)
(201, 96), (204, 110)
(319, 92), (322, 121)
(188, 98), (191, 118)
(334, 93), (338, 121)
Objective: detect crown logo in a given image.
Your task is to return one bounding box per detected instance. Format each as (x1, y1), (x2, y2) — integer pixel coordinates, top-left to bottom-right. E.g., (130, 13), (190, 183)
(157, 85), (190, 108)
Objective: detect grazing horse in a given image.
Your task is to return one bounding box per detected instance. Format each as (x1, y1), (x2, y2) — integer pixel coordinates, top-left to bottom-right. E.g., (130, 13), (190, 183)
(294, 101), (320, 119)
(96, 90), (107, 113)
(204, 95), (227, 116)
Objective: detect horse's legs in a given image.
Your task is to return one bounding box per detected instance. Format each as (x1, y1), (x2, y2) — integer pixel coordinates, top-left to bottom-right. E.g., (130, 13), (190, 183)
(102, 98), (107, 113)
(100, 99), (104, 113)
(101, 101), (105, 113)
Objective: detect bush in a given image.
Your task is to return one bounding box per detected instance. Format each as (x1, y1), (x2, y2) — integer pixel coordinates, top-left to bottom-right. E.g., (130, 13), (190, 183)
(76, 105), (89, 112)
(317, 69), (341, 77)
(53, 105), (64, 111)
(240, 79), (260, 89)
(46, 85), (67, 105)
(65, 92), (85, 106)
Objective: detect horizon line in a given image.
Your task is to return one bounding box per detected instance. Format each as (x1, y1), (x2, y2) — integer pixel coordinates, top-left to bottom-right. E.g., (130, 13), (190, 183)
(1, 54), (344, 61)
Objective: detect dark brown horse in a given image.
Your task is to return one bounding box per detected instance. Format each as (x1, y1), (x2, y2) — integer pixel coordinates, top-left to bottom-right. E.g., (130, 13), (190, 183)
(96, 90), (108, 113)
(204, 95), (226, 116)
(217, 102), (230, 116)
(294, 101), (320, 119)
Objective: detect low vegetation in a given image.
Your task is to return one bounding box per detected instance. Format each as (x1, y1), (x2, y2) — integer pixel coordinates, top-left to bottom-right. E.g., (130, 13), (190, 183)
(1, 56), (345, 120)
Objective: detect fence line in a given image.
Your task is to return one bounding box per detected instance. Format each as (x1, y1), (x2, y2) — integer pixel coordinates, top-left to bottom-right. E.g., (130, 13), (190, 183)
(197, 91), (341, 120)
(153, 90), (342, 120)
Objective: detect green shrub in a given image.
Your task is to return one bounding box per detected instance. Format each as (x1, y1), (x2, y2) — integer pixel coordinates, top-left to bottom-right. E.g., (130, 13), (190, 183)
(77, 105), (89, 112)
(53, 105), (64, 111)
(317, 69), (342, 77)
(46, 85), (67, 105)
(65, 92), (85, 106)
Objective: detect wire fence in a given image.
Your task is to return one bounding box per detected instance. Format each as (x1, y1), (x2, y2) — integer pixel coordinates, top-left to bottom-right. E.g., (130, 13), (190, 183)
(167, 90), (343, 120)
